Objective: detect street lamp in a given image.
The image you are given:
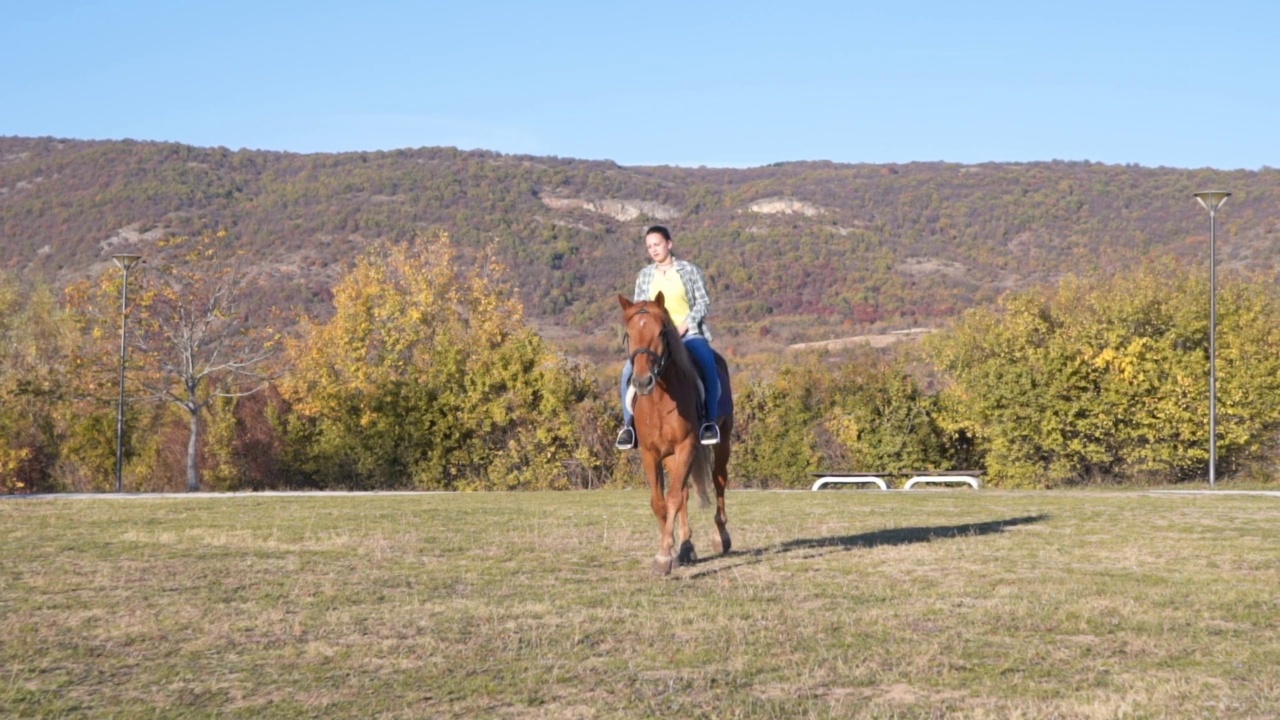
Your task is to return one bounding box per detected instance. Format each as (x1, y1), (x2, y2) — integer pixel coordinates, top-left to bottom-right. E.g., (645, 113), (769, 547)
(111, 254), (142, 493)
(1192, 191), (1230, 488)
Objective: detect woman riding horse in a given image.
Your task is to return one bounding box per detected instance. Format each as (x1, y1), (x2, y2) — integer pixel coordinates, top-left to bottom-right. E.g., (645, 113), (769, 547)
(616, 225), (721, 450)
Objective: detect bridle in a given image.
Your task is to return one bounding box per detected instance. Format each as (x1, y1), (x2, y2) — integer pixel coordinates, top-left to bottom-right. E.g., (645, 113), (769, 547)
(625, 308), (670, 379)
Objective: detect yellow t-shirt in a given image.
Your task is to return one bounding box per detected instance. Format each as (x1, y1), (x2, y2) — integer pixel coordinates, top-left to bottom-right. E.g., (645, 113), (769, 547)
(649, 268), (690, 327)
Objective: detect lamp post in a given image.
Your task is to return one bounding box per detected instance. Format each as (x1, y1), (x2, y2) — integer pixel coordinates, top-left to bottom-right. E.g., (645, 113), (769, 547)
(1192, 191), (1230, 488)
(111, 254), (142, 493)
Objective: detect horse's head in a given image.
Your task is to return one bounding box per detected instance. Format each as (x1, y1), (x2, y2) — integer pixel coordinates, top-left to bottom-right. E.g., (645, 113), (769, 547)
(619, 292), (673, 396)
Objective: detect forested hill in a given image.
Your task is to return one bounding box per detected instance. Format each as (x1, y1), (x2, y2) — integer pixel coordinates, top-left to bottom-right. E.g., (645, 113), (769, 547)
(4, 136), (1280, 344)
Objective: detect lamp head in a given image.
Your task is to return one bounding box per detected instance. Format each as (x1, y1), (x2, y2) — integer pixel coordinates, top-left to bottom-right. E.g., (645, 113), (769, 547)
(111, 254), (142, 270)
(1193, 191), (1231, 213)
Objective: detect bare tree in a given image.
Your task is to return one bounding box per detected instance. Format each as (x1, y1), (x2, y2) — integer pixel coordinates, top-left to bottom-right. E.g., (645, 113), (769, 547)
(131, 231), (278, 491)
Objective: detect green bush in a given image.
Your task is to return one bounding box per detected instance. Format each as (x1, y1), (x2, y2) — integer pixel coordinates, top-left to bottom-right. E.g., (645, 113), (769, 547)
(732, 351), (955, 487)
(928, 263), (1280, 487)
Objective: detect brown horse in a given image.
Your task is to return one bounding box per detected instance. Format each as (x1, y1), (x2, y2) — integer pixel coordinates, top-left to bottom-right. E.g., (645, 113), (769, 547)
(619, 292), (732, 575)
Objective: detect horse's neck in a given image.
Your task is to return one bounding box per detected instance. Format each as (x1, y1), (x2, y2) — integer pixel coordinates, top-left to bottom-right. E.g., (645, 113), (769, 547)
(661, 328), (697, 379)
(654, 338), (701, 399)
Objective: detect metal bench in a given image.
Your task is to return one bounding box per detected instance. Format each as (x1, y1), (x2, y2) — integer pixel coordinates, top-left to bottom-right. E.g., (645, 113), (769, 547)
(811, 470), (983, 491)
(903, 471), (982, 490)
(810, 473), (889, 491)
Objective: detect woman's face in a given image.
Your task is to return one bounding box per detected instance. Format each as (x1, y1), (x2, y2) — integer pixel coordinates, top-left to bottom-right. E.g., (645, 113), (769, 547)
(645, 233), (673, 264)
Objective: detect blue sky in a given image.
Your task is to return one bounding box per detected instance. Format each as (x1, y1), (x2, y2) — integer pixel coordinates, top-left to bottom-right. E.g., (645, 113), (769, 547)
(4, 1), (1277, 169)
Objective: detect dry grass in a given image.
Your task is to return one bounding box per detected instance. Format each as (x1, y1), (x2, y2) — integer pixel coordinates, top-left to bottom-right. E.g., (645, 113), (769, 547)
(2, 489), (1279, 718)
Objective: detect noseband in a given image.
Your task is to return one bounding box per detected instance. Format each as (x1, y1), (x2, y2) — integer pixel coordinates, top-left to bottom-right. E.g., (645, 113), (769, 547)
(627, 308), (670, 378)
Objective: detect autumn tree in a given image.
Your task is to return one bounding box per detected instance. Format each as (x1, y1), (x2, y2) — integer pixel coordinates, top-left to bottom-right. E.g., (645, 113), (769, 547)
(0, 274), (83, 492)
(280, 233), (602, 490)
(129, 231), (279, 491)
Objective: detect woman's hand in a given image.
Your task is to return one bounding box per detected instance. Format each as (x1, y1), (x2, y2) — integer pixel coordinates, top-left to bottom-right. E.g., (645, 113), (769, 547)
(677, 321), (689, 337)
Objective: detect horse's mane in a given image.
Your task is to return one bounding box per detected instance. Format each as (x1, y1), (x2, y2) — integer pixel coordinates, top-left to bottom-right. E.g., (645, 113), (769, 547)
(661, 321), (699, 384)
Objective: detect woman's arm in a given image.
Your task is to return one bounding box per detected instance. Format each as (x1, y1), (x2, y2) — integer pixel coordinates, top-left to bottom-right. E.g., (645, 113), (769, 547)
(633, 266), (649, 302)
(681, 262), (711, 330)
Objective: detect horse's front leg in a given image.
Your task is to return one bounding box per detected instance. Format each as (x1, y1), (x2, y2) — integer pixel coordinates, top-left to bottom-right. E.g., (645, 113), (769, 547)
(643, 450), (674, 575)
(676, 489), (696, 567)
(666, 443), (697, 569)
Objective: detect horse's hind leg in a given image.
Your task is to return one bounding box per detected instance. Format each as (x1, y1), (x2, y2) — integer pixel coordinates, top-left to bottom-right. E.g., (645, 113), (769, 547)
(711, 421), (732, 555)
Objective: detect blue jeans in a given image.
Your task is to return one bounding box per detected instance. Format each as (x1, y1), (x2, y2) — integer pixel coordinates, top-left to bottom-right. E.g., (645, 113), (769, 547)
(621, 336), (720, 427)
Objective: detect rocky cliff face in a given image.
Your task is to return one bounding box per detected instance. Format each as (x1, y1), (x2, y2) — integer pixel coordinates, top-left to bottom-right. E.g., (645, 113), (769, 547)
(540, 197), (680, 222)
(746, 197), (826, 216)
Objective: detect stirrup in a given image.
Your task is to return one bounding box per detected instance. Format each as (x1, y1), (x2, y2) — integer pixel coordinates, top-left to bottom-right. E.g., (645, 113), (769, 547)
(615, 426), (636, 450)
(698, 422), (720, 446)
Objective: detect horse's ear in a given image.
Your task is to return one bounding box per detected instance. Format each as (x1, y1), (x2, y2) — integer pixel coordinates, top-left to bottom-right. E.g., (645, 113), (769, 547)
(653, 291), (665, 309)
(618, 294), (633, 311)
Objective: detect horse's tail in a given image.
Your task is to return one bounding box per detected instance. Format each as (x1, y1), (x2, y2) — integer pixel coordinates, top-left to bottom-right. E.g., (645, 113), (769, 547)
(692, 445), (713, 509)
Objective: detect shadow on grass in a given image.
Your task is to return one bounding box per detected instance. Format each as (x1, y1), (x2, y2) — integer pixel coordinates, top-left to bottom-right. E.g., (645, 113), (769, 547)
(684, 514), (1048, 579)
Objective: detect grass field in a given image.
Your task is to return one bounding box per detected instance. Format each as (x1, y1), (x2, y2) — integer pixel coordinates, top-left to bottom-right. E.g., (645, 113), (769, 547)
(3, 488), (1279, 719)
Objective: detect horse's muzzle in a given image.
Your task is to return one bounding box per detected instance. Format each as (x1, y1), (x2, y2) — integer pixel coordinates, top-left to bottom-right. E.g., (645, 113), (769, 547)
(631, 372), (657, 396)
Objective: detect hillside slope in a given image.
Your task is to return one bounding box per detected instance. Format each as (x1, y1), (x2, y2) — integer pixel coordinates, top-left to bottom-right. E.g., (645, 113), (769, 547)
(4, 136), (1279, 351)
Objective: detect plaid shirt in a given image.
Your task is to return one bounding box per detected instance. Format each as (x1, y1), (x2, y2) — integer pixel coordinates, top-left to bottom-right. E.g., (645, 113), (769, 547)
(634, 259), (712, 341)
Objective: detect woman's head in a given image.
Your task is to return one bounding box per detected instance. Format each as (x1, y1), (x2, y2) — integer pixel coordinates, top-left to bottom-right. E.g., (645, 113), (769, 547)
(644, 225), (673, 265)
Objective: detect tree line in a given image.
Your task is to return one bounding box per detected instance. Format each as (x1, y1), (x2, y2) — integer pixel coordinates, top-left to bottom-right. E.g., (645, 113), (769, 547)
(3, 235), (1279, 493)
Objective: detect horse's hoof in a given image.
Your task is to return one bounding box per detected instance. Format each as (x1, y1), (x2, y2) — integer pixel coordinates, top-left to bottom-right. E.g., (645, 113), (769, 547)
(713, 528), (732, 555)
(652, 556), (674, 576)
(677, 540), (697, 566)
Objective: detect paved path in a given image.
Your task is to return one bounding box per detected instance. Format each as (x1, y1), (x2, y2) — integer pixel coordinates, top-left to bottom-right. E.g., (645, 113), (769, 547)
(1149, 489), (1280, 497)
(7, 489), (1280, 501)
(1, 490), (450, 500)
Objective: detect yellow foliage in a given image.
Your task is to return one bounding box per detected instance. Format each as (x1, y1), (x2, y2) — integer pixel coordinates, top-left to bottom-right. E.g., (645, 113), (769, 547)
(0, 446), (32, 492)
(280, 232), (599, 490)
(930, 263), (1280, 486)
